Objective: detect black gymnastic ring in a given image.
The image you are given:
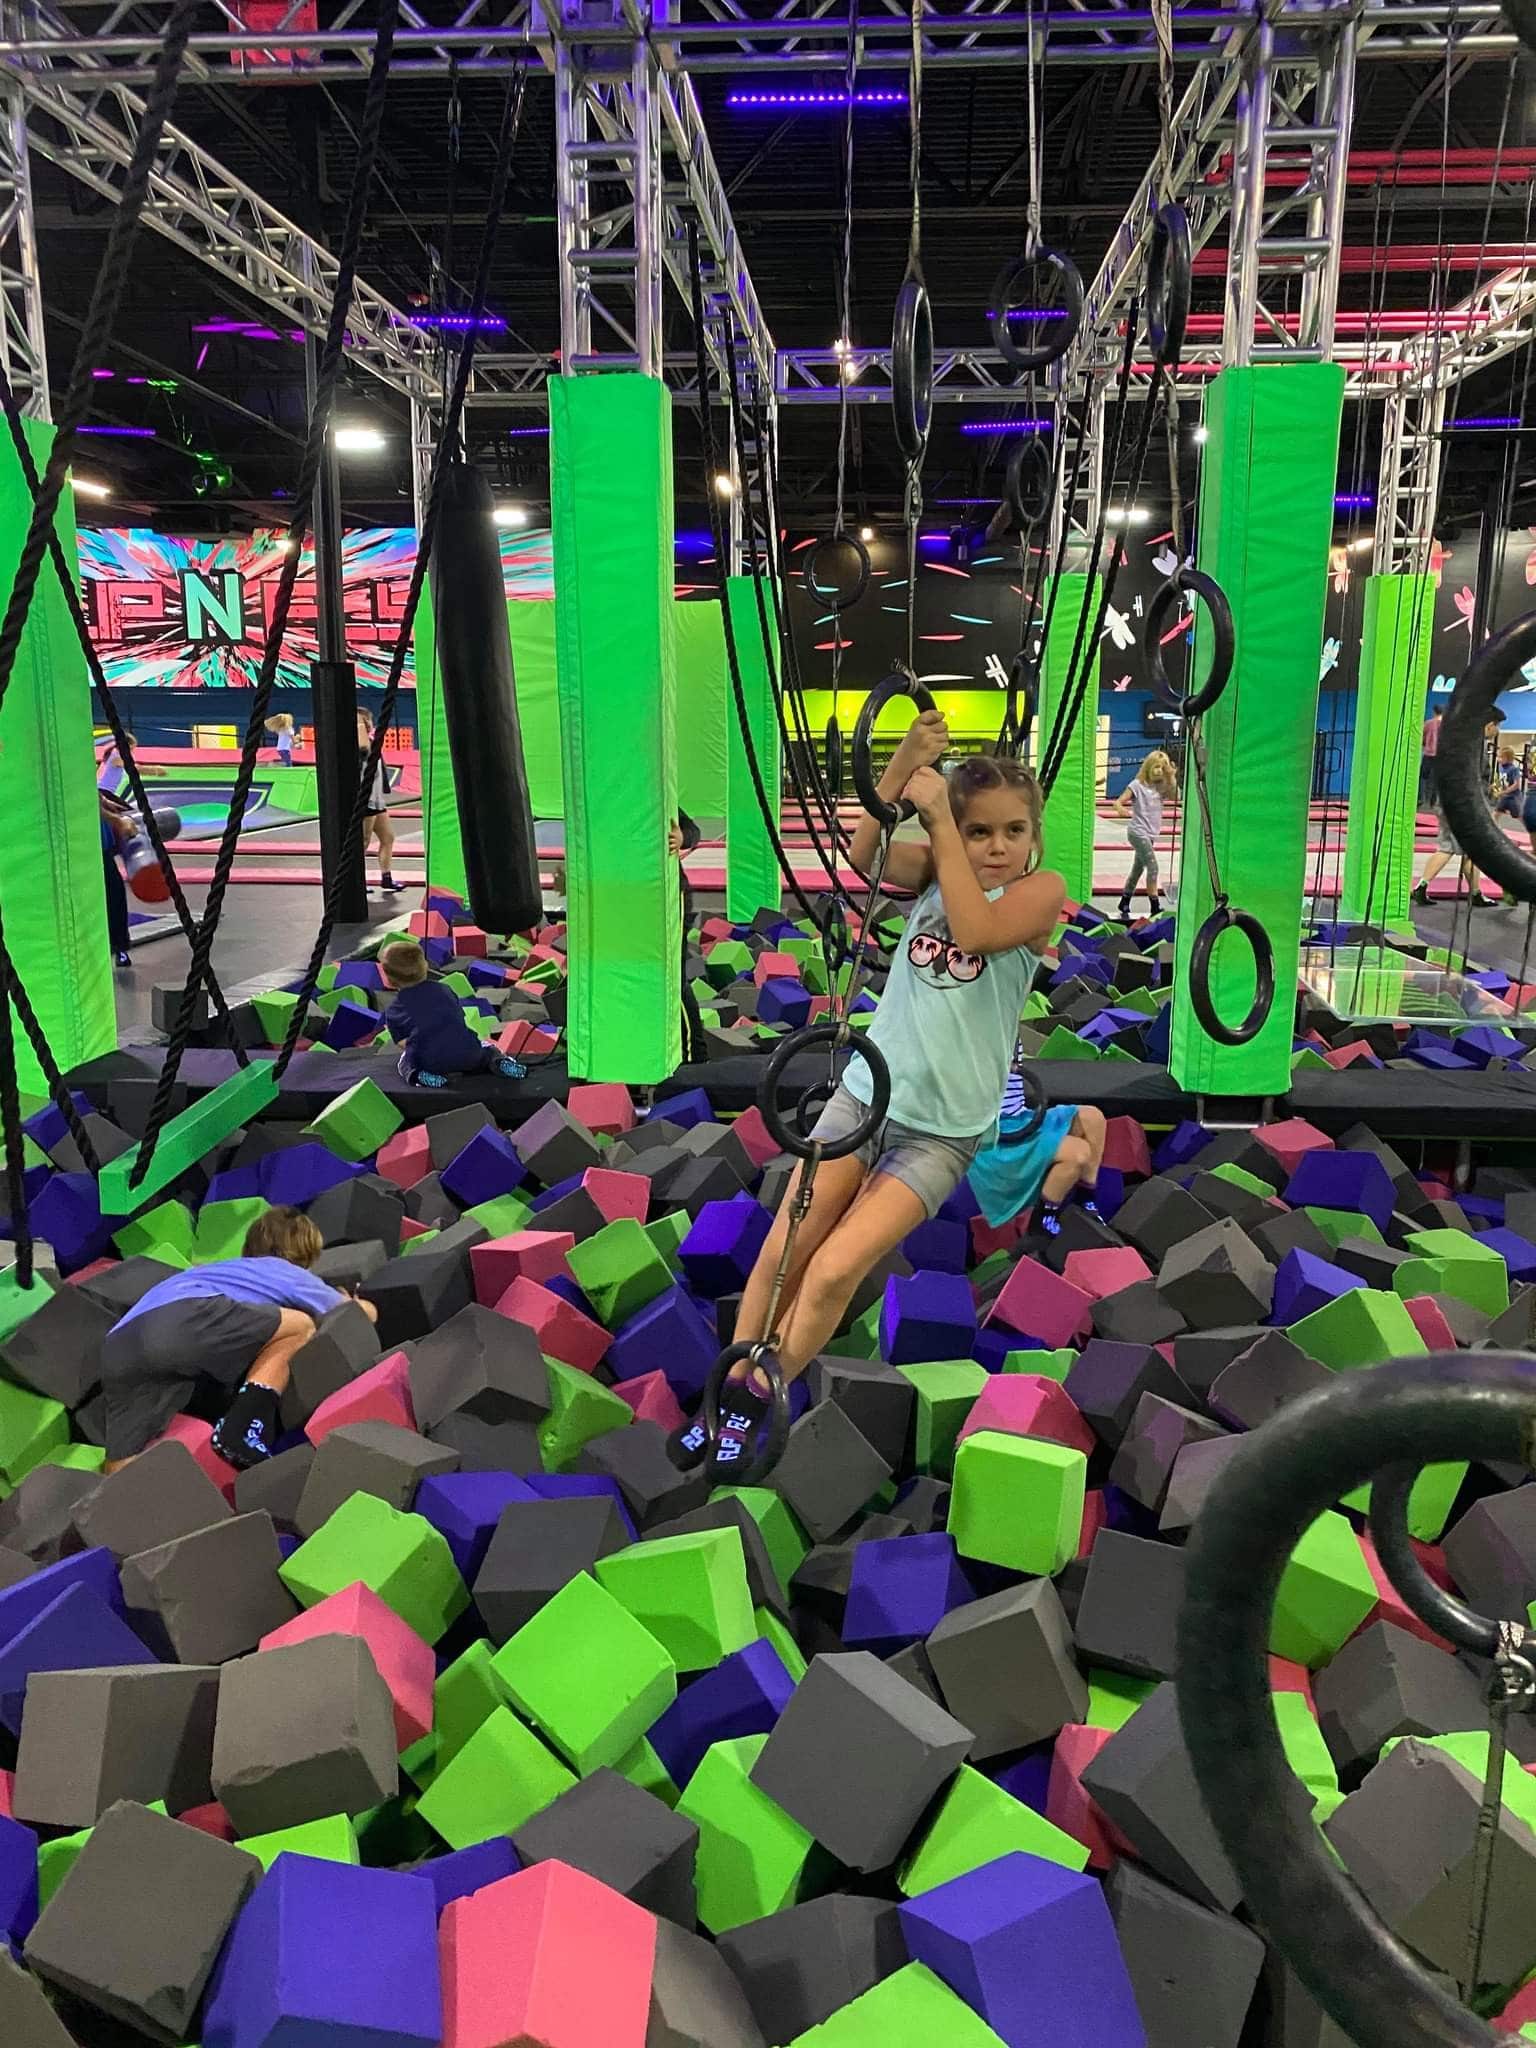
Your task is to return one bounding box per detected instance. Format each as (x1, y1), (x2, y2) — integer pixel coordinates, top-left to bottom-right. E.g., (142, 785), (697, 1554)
(852, 669), (939, 829)
(892, 269), (934, 464)
(1006, 651), (1040, 759)
(803, 532), (871, 616)
(1436, 607), (1536, 906)
(824, 715), (844, 796)
(1190, 903), (1275, 1047)
(1146, 567), (1235, 716)
(1179, 1353), (1536, 2047)
(997, 1063), (1049, 1143)
(758, 1022), (891, 1160)
(819, 891), (851, 978)
(988, 247), (1085, 372)
(1368, 1463), (1500, 1658)
(1007, 436), (1054, 529)
(702, 1341), (791, 1488)
(1146, 201), (1192, 370)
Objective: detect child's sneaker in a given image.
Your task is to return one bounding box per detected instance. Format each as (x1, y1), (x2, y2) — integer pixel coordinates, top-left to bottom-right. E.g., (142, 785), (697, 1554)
(211, 1383), (281, 1471)
(408, 1067), (450, 1089)
(666, 1412), (712, 1471)
(707, 1376), (774, 1483)
(378, 872), (407, 893)
(494, 1055), (527, 1080)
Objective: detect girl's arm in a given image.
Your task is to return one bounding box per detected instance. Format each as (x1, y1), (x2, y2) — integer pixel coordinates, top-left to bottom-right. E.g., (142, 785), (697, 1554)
(907, 766), (1065, 954)
(848, 710), (945, 890)
(1113, 787), (1131, 816)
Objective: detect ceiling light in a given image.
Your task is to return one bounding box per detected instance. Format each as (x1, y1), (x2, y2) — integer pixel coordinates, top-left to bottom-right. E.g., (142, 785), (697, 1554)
(714, 472), (736, 497)
(333, 425), (386, 453)
(1193, 425), (1209, 444)
(859, 525), (874, 543)
(1350, 535), (1374, 553)
(1105, 507), (1150, 526)
(493, 504), (529, 528)
(69, 475), (109, 499)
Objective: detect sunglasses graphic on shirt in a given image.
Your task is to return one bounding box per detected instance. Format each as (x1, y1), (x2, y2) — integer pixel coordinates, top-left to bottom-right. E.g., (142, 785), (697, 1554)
(907, 931), (986, 983)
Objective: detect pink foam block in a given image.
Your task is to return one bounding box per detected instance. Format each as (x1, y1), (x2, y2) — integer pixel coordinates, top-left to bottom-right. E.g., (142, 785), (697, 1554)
(377, 1126), (433, 1191)
(1354, 1532), (1455, 1652)
(1323, 1042), (1378, 1070)
(1078, 1490), (1107, 1559)
(494, 1276), (610, 1375)
(1267, 1657), (1315, 1707)
(970, 1215), (1026, 1265)
(752, 951), (801, 989)
(1404, 1296), (1460, 1351)
(1047, 1725), (1135, 1871)
(1100, 1116), (1152, 1178)
(566, 1084), (635, 1137)
(806, 995), (832, 1023)
(956, 1374), (1095, 1457)
(398, 1216), (436, 1243)
(151, 1415), (240, 1503)
(1061, 1246), (1151, 1302)
(440, 1860), (656, 2048)
(176, 1801), (235, 1840)
(522, 943), (563, 971)
(700, 917), (735, 944)
(305, 1350), (415, 1446)
(0, 1769), (12, 1818)
(728, 1104), (782, 1170)
(985, 1255), (1093, 1348)
(1494, 1977), (1536, 2034)
(472, 1231), (577, 1305)
(611, 1370), (685, 1434)
(454, 927), (489, 957)
(499, 1020), (560, 1059)
(261, 1580), (434, 1750)
(1253, 1117), (1334, 1176)
(582, 1169), (649, 1226)
(408, 911), (450, 938)
(1153, 1342), (1177, 1365)
(64, 1258), (117, 1288)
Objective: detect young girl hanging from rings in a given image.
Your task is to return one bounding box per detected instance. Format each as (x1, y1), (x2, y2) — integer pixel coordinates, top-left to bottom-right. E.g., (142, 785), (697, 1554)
(672, 708), (1065, 1479)
(1113, 748), (1178, 922)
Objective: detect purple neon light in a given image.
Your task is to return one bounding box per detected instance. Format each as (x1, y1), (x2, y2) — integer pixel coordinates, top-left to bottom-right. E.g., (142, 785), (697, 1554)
(397, 313), (509, 331)
(959, 418), (1052, 436)
(1449, 415), (1521, 428)
(91, 369), (114, 380)
(726, 88), (907, 108)
(78, 425), (155, 438)
(931, 497), (999, 507)
(505, 425), (551, 439)
(1333, 492), (1375, 508)
(917, 533), (949, 547)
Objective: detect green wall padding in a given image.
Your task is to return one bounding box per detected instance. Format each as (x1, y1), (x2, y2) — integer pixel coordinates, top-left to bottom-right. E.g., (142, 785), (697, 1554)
(1340, 575), (1436, 928)
(506, 600), (563, 818)
(1035, 575), (1100, 906)
(551, 373), (681, 1081)
(0, 420), (115, 1090)
(797, 688), (1004, 740)
(724, 575), (782, 923)
(1170, 362), (1345, 1094)
(412, 573), (468, 902)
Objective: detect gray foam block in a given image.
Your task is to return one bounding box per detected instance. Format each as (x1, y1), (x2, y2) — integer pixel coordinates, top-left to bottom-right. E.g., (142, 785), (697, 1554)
(1187, 1131), (1284, 1187)
(884, 1639), (942, 1704)
(360, 1244), (475, 1350)
(406, 1302), (551, 1431)
(233, 1441), (317, 1530)
(1183, 1171), (1272, 1229)
(1331, 1236), (1409, 1290)
(305, 1174), (404, 1253)
(1442, 1483), (1536, 1616)
(1323, 1736), (1536, 1987)
(1312, 1622), (1488, 1782)
(72, 1439), (232, 1560)
(574, 1422), (711, 1531)
(1424, 1291), (1490, 1346)
(473, 1494), (631, 1644)
(1073, 1528), (1188, 1678)
(1064, 1339), (1190, 1451)
(425, 1101), (496, 1172)
(717, 1894), (905, 2044)
(1156, 1218), (1275, 1330)
(1171, 1326), (1268, 1402)
(890, 1475), (950, 1535)
(510, 1098), (603, 1183)
(121, 1511), (299, 1664)
(0, 1543), (36, 1593)
(311, 1240), (390, 1293)
(510, 1766), (699, 1925)
(1112, 1176), (1217, 1264)
(843, 1248), (914, 1326)
(0, 1280), (116, 1407)
(655, 1155), (751, 1219)
(1109, 1393), (1229, 1514)
(293, 1420), (460, 1538)
(0, 1949), (77, 2048)
(768, 1402), (892, 1545)
(1090, 1280), (1189, 1348)
(807, 1356), (916, 1474)
(1105, 1859), (1265, 2048)
(1208, 1330), (1332, 1432)
(749, 1651), (972, 1872)
(1486, 1283), (1536, 1349)
(1250, 1208), (1334, 1267)
(0, 1467), (100, 1565)
(925, 1576), (1088, 1759)
(427, 1411), (544, 1474)
(648, 1918), (767, 2048)
(14, 1663), (220, 1828)
(23, 1800), (259, 2046)
(1159, 1434), (1247, 1537)
(211, 1634), (399, 1835)
(404, 1171), (459, 1227)
(74, 1256), (180, 1319)
(279, 1301), (382, 1432)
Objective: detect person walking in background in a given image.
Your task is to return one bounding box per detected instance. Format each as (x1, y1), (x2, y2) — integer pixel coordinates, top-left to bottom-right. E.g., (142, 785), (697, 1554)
(99, 792), (134, 968)
(1421, 701), (1442, 808)
(357, 710), (404, 894)
(671, 808), (705, 1065)
(265, 712), (297, 765)
(1114, 750), (1178, 922)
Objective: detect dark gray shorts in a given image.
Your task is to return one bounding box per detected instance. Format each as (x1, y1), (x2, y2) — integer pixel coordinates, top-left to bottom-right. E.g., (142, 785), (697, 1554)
(101, 1296), (283, 1461)
(811, 1083), (982, 1219)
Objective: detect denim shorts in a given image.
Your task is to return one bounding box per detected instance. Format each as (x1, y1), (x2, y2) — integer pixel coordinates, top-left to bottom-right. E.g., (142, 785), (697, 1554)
(810, 1083), (982, 1219)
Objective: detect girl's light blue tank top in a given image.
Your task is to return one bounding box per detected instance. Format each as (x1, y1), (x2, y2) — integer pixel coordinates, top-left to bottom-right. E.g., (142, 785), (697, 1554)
(843, 880), (1039, 1140)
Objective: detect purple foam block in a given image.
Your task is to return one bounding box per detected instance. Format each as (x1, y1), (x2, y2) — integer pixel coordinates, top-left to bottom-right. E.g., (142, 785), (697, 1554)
(521, 1473), (639, 1543)
(607, 1285), (720, 1405)
(880, 1269), (978, 1367)
(202, 1854), (441, 2048)
(530, 1172), (585, 1214)
(986, 1748), (1054, 1814)
(20, 1094), (94, 1156)
(1473, 1227), (1536, 1285)
(1093, 1167), (1128, 1219)
(440, 1128), (529, 1210)
(1459, 1195), (1505, 1227)
(0, 1547), (121, 1645)
(321, 999), (383, 1052)
(334, 961), (386, 994)
(1281, 1151), (1396, 1235)
(0, 1582), (156, 1734)
(542, 1272), (599, 1318)
(1455, 1024), (1526, 1068)
(466, 961), (510, 991)
(205, 1166), (264, 1205)
(1270, 1248), (1365, 1325)
(937, 1177), (979, 1226)
(422, 936), (454, 968)
(414, 1472), (541, 1581)
(898, 1851), (1146, 2048)
(842, 1534), (976, 1656)
(648, 1637), (796, 1790)
(259, 1143), (364, 1207)
(651, 1088), (715, 1131)
(758, 980), (814, 1030)
(418, 1837), (520, 1917)
(902, 1219), (971, 1276)
(679, 1198), (773, 1299)
(1152, 1122), (1210, 1173)
(28, 1173), (116, 1274)
(974, 1325), (1038, 1373)
(0, 1813), (38, 1952)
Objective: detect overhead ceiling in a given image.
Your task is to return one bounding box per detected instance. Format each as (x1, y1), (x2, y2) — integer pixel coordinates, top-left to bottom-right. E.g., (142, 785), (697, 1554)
(26, 13), (1536, 537)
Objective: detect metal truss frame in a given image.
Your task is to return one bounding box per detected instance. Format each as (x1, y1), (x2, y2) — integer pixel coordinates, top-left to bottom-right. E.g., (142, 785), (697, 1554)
(0, 5), (45, 419)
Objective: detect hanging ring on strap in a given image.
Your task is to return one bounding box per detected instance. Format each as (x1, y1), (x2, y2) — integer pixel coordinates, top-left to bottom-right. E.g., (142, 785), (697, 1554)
(1006, 652), (1040, 760)
(1436, 608), (1536, 905)
(892, 267), (934, 464)
(1190, 901), (1275, 1047)
(819, 891), (851, 979)
(987, 247), (1085, 372)
(824, 715), (845, 796)
(1146, 202), (1192, 370)
(701, 1341), (791, 1488)
(1007, 436), (1054, 529)
(852, 668), (940, 827)
(1146, 567), (1236, 716)
(759, 1023), (891, 1159)
(1368, 1465), (1504, 1659)
(997, 1063), (1049, 1143)
(803, 531), (871, 616)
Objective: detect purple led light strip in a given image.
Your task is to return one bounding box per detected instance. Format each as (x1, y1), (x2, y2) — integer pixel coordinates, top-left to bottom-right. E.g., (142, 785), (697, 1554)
(726, 88), (907, 108)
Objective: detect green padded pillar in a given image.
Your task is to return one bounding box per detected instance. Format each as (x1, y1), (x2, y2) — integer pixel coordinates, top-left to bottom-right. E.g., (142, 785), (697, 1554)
(724, 575), (781, 924)
(1170, 363), (1344, 1095)
(550, 373), (680, 1081)
(412, 572), (469, 903)
(1340, 574), (1436, 928)
(0, 420), (115, 1090)
(1035, 574), (1100, 907)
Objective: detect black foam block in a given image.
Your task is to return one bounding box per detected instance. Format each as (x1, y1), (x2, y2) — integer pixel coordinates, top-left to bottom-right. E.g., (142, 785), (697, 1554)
(1064, 1339), (1191, 1451)
(1312, 1622), (1488, 1782)
(73, 1440), (231, 1560)
(1488, 1284), (1536, 1349)
(1172, 1325), (1269, 1401)
(0, 1466), (99, 1564)
(23, 1800), (259, 2046)
(770, 1402), (892, 1545)
(1331, 1237), (1409, 1290)
(407, 1303), (551, 1432)
(648, 1918), (767, 2048)
(1250, 1208), (1334, 1267)
(1072, 1528), (1188, 1678)
(1156, 1219), (1274, 1330)
(891, 1475), (950, 1535)
(1183, 1170), (1272, 1229)
(360, 1244), (474, 1348)
(789, 1516), (910, 1629)
(294, 1421), (459, 1537)
(0, 1950), (77, 2048)
(1109, 1393), (1229, 1513)
(0, 1280), (116, 1408)
(121, 1510), (298, 1664)
(14, 1663), (220, 1828)
(925, 1576), (1087, 1758)
(1113, 1177), (1216, 1264)
(1040, 1205), (1126, 1276)
(510, 1767), (699, 1925)
(232, 1441), (316, 1531)
(1208, 1330), (1332, 1432)
(1158, 1434), (1247, 1536)
(426, 1412), (544, 1474)
(574, 1422), (710, 1531)
(211, 1634), (398, 1835)
(1091, 1280), (1188, 1347)
(305, 1174), (404, 1253)
(510, 1099), (603, 1184)
(1187, 1132), (1285, 1188)
(473, 1495), (631, 1644)
(717, 1895), (905, 2045)
(311, 1240), (390, 1292)
(1105, 1859), (1265, 2048)
(280, 1301), (381, 1432)
(807, 1356), (916, 1474)
(404, 1172), (460, 1228)
(74, 1256), (180, 1318)
(425, 1102), (496, 1172)
(1442, 1483), (1536, 1616)
(655, 1156), (750, 1219)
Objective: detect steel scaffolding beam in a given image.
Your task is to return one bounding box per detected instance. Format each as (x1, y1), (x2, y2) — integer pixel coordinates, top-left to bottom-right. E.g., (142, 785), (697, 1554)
(0, 4), (46, 420)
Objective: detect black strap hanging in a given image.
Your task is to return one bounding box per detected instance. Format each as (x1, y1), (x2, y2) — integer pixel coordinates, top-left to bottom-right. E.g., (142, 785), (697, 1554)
(986, 0), (1082, 374)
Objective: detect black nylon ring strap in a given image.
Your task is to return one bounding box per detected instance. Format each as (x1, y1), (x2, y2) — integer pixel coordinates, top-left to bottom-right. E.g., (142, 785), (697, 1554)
(987, 247), (1086, 373)
(1007, 436), (1055, 529)
(803, 532), (872, 616)
(1437, 608), (1536, 903)
(892, 269), (934, 465)
(1006, 652), (1040, 758)
(759, 1023), (892, 1160)
(824, 716), (844, 796)
(1179, 1352), (1536, 2048)
(1146, 201), (1192, 370)
(852, 670), (939, 827)
(1146, 566), (1235, 715)
(997, 1062), (1049, 1142)
(1189, 903), (1274, 1047)
(701, 1342), (791, 1488)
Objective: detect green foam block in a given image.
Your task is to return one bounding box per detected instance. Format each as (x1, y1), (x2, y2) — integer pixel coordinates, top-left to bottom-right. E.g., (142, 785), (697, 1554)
(99, 1061), (280, 1211)
(714, 1484), (810, 1592)
(597, 1527), (756, 1673)
(755, 1607), (808, 1684)
(1288, 1287), (1426, 1372)
(416, 1703), (576, 1848)
(0, 1377), (68, 1483)
(280, 1491), (469, 1644)
(402, 1640), (504, 1793)
(0, 1269), (50, 1348)
(1270, 1509), (1378, 1668)
(113, 1199), (194, 1262)
(1002, 1347), (1074, 1382)
(566, 1217), (675, 1328)
(677, 1734), (819, 1934)
(1341, 1460), (1466, 1541)
(1396, 1227), (1510, 1316)
(240, 1814), (361, 1869)
(303, 1078), (404, 1164)
(538, 1357), (632, 1470)
(192, 1197), (271, 1265)
(643, 1211), (691, 1275)
(899, 1763), (1088, 1895)
(1083, 1668), (1157, 1732)
(1301, 1206), (1384, 1251)
(1273, 1690), (1339, 1822)
(948, 1431), (1086, 1576)
(897, 1361), (988, 1479)
(490, 1569), (677, 1772)
(787, 1963), (1008, 2046)
(612, 1734), (681, 1809)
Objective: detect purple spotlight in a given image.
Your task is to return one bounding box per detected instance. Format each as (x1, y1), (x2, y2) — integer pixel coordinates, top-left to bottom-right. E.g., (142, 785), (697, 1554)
(91, 369), (114, 381)
(725, 88), (908, 110)
(77, 425), (155, 439)
(401, 312), (510, 332)
(1333, 492), (1375, 509)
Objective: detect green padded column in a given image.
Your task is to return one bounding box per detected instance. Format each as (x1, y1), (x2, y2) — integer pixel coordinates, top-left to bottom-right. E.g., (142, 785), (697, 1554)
(507, 599), (562, 817)
(412, 573), (468, 902)
(1170, 362), (1345, 1094)
(1035, 574), (1100, 907)
(0, 420), (114, 1090)
(550, 373), (680, 1081)
(675, 601), (728, 821)
(1340, 575), (1436, 928)
(725, 575), (781, 924)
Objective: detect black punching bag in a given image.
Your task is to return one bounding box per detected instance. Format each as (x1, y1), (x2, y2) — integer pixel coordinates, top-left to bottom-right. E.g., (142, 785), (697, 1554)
(428, 463), (543, 934)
